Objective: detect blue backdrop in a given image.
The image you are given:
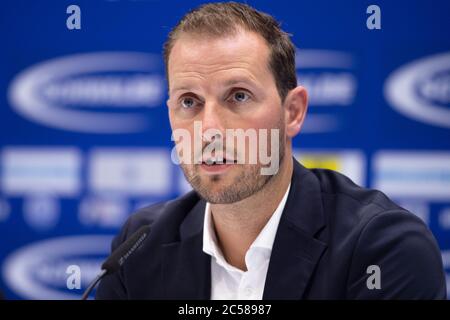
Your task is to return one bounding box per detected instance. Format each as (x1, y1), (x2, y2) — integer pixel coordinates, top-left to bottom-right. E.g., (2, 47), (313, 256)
(1, 0), (449, 299)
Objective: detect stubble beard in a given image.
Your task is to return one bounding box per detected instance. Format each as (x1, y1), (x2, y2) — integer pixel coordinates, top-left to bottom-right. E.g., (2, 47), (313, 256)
(179, 121), (286, 204)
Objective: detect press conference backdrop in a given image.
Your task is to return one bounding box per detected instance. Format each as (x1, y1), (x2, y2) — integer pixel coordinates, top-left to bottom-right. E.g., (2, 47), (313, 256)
(0, 0), (449, 299)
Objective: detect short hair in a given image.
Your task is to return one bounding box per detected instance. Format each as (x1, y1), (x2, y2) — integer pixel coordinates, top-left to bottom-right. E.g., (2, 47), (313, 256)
(163, 1), (297, 102)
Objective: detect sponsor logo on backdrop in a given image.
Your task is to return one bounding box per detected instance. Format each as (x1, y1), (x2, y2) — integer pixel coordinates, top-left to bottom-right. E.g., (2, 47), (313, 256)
(88, 148), (171, 196)
(373, 151), (450, 200)
(296, 49), (358, 133)
(8, 52), (165, 133)
(23, 195), (60, 231)
(78, 196), (128, 228)
(384, 52), (450, 128)
(2, 235), (112, 299)
(293, 149), (366, 187)
(1, 148), (81, 196)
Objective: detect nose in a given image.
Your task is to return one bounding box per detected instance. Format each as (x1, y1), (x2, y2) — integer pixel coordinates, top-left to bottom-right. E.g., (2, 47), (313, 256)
(201, 100), (226, 139)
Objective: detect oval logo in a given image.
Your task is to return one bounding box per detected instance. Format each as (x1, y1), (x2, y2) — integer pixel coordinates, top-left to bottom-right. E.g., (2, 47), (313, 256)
(2, 235), (112, 299)
(8, 52), (165, 133)
(296, 49), (357, 133)
(384, 52), (450, 128)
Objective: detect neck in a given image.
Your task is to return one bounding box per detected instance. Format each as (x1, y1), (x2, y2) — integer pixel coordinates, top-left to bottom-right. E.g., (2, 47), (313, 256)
(210, 151), (293, 270)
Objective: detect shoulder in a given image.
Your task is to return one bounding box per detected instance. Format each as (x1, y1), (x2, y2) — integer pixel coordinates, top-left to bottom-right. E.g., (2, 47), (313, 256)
(308, 167), (436, 250)
(307, 168), (446, 298)
(308, 167), (423, 229)
(310, 167), (400, 212)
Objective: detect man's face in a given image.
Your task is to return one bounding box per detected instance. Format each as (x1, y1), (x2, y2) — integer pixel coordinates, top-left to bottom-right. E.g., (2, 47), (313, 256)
(167, 29), (287, 204)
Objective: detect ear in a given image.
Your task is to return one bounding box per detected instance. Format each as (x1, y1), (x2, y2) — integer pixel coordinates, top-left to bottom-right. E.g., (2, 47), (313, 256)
(283, 86), (308, 138)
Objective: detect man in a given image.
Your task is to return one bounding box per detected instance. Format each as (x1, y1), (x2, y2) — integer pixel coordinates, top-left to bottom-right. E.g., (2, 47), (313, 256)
(96, 2), (446, 299)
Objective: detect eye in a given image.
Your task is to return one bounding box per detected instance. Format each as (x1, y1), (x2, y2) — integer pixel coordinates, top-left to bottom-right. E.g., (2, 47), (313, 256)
(180, 96), (197, 109)
(230, 90), (251, 103)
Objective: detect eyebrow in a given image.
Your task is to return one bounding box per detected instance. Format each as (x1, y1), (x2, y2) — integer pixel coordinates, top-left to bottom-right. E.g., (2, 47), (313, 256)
(223, 77), (257, 87)
(169, 86), (190, 96)
(169, 76), (258, 96)
(169, 83), (202, 97)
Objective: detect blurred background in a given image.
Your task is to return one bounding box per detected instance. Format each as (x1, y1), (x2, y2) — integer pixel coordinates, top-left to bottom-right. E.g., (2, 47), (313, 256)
(0, 0), (449, 299)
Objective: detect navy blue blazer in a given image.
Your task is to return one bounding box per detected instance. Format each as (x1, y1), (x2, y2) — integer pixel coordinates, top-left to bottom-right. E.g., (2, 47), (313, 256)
(96, 159), (446, 299)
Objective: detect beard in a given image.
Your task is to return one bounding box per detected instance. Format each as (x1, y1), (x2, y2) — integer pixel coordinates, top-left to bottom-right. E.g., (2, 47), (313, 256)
(179, 120), (286, 204)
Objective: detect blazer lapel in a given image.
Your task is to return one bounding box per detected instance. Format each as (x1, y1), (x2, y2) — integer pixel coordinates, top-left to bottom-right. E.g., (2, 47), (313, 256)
(263, 160), (328, 299)
(161, 200), (211, 299)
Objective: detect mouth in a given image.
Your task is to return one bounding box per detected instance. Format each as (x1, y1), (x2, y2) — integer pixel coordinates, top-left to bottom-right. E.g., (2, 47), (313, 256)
(199, 157), (238, 174)
(202, 157), (238, 166)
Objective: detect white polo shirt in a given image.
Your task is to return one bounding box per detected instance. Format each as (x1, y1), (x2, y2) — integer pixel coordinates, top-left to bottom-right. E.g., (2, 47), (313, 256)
(202, 184), (291, 300)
